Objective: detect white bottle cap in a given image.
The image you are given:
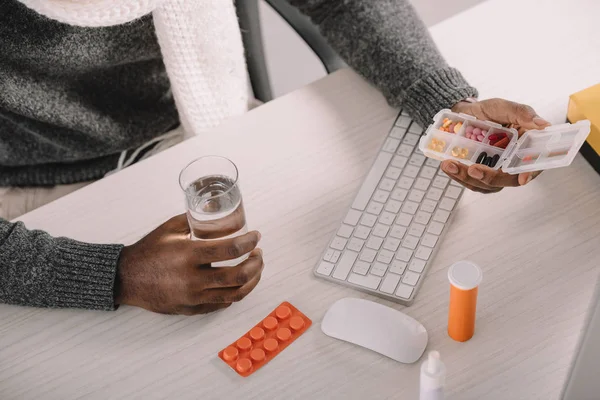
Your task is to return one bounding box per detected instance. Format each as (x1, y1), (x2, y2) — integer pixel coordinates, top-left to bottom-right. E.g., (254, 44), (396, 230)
(448, 260), (482, 291)
(420, 350), (446, 399)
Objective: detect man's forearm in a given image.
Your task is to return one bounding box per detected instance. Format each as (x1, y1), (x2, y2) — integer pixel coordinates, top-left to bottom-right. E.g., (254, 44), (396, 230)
(289, 0), (478, 127)
(0, 219), (122, 310)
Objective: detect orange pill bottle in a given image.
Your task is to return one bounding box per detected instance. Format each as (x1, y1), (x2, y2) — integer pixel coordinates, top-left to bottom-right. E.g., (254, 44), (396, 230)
(447, 261), (483, 342)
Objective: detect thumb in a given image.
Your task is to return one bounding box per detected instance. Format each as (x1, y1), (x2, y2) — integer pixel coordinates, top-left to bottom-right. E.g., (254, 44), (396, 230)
(511, 102), (550, 130)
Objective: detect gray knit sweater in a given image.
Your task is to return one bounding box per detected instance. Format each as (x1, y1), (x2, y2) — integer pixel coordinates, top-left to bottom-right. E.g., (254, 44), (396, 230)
(0, 0), (477, 310)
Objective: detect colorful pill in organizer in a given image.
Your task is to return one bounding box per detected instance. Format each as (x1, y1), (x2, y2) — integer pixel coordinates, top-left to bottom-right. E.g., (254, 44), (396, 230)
(218, 302), (311, 377)
(427, 138), (446, 152)
(440, 118), (462, 134)
(451, 146), (469, 159)
(465, 125), (488, 142)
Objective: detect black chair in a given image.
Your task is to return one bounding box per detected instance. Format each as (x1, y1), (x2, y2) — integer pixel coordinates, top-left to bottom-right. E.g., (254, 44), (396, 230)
(236, 0), (347, 103)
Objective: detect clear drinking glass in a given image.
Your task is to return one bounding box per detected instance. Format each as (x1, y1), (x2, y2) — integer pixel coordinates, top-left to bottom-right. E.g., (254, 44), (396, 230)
(179, 156), (249, 267)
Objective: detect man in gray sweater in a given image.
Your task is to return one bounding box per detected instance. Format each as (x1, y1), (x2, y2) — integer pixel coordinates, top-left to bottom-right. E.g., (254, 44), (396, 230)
(0, 0), (548, 314)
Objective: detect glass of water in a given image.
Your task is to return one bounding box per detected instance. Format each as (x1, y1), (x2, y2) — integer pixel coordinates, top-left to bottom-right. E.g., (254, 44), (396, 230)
(179, 156), (248, 267)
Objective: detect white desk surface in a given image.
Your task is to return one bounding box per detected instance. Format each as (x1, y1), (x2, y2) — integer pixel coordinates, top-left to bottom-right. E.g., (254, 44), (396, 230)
(2, 0), (600, 399)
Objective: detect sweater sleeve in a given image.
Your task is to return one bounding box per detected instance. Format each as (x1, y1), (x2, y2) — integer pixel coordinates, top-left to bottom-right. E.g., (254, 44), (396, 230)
(0, 219), (122, 310)
(288, 0), (478, 128)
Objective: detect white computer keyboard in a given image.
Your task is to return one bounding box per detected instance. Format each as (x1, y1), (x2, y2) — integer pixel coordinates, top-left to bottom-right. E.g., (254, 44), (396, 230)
(314, 110), (464, 305)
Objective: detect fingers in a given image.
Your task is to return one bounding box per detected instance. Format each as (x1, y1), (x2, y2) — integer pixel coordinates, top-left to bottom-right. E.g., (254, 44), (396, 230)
(191, 231), (261, 264)
(479, 99), (550, 131)
(441, 161), (502, 193)
(162, 213), (191, 236)
(197, 271), (262, 304)
(518, 171), (542, 186)
(466, 164), (520, 188)
(196, 248), (264, 290)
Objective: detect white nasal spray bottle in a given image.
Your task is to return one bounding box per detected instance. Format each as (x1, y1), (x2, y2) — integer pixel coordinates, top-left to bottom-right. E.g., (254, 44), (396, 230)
(420, 351), (446, 400)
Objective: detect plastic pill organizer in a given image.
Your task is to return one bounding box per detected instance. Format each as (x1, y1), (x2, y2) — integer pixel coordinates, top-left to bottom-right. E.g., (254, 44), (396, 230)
(218, 302), (311, 377)
(418, 109), (591, 174)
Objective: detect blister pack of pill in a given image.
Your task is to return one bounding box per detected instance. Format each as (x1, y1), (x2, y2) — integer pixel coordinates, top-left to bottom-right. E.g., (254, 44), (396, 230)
(418, 109), (591, 174)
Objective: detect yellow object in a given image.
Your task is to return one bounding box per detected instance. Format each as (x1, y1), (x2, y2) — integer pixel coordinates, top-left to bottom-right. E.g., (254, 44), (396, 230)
(451, 147), (469, 159)
(428, 138), (446, 152)
(454, 122), (463, 134)
(568, 84), (600, 156)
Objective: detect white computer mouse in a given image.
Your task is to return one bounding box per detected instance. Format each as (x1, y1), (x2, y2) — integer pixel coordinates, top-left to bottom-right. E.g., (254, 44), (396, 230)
(321, 297), (428, 364)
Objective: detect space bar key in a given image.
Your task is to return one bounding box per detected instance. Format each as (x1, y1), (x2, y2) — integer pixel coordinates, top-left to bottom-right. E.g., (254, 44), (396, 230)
(351, 151), (393, 211)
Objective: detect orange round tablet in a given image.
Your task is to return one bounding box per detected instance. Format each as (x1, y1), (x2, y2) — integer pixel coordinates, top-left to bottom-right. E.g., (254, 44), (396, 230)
(222, 346), (239, 362)
(249, 327), (265, 341)
(236, 358), (252, 374)
(275, 305), (291, 320)
(236, 337), (252, 351)
(276, 328), (292, 341)
(263, 338), (279, 352)
(250, 348), (266, 362)
(263, 316), (278, 331)
(289, 316), (305, 331)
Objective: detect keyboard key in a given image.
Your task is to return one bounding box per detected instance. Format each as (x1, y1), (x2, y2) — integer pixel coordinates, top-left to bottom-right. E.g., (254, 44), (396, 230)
(415, 246), (433, 261)
(383, 138), (401, 153)
(390, 260), (407, 275)
(354, 226), (371, 240)
(352, 151), (393, 210)
(337, 224), (354, 238)
(372, 223), (390, 238)
(330, 251), (341, 263)
(373, 190), (390, 203)
(402, 133), (420, 146)
(402, 235), (419, 250)
(389, 127), (406, 140)
(385, 166), (402, 180)
(409, 123), (423, 134)
(385, 200), (402, 213)
(353, 261), (370, 275)
(397, 144), (413, 157)
(331, 237), (348, 251)
(433, 209), (450, 223)
(367, 201), (384, 215)
(426, 188), (443, 201)
(427, 221), (444, 235)
(446, 186), (462, 199)
(432, 176), (449, 189)
(316, 261), (334, 276)
(396, 212), (413, 226)
(421, 234), (438, 248)
(408, 223), (426, 238)
(414, 211), (432, 225)
(360, 249), (377, 263)
(398, 177), (414, 190)
(414, 177), (431, 191)
(396, 116), (411, 128)
(395, 283), (414, 299)
(377, 250), (395, 264)
(414, 147), (423, 155)
(379, 273), (401, 294)
(366, 236), (384, 250)
(383, 238), (401, 252)
(391, 188), (408, 201)
(402, 201), (419, 215)
(332, 251), (358, 280)
(391, 155), (408, 169)
(404, 165), (420, 178)
(409, 154), (426, 167)
(439, 197), (457, 211)
(348, 273), (381, 290)
(379, 178), (396, 191)
(401, 110), (409, 116)
(425, 159), (441, 168)
(360, 214), (377, 227)
(347, 238), (365, 252)
(396, 248), (413, 262)
(344, 209), (362, 226)
(402, 271), (420, 286)
(408, 189), (425, 203)
(421, 199), (437, 213)
(409, 259), (426, 273)
(420, 166), (437, 179)
(379, 212), (396, 225)
(389, 225), (407, 239)
(450, 179), (461, 187)
(324, 249), (335, 262)
(370, 262), (388, 277)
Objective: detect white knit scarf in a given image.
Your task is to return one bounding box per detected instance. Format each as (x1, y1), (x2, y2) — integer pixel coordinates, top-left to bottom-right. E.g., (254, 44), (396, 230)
(19, 0), (249, 139)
